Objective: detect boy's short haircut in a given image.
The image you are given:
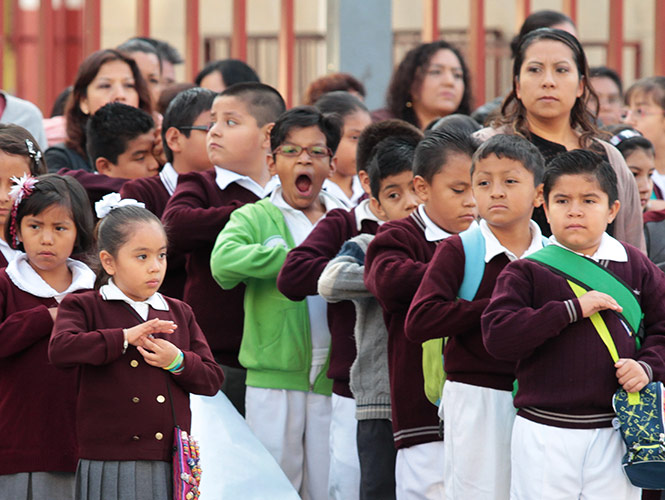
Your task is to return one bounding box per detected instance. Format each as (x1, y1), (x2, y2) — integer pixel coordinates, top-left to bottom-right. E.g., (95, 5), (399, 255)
(313, 91), (368, 119)
(368, 137), (417, 199)
(219, 82), (286, 127)
(356, 119), (423, 174)
(543, 149), (618, 206)
(117, 38), (162, 71)
(426, 113), (481, 135)
(590, 66), (623, 95)
(86, 102), (155, 165)
(162, 87), (217, 163)
(413, 128), (479, 183)
(270, 106), (343, 155)
(471, 134), (545, 185)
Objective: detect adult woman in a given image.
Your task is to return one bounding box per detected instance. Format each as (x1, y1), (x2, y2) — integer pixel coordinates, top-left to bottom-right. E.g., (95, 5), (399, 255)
(478, 28), (644, 250)
(45, 49), (151, 173)
(194, 59), (260, 93)
(373, 40), (472, 130)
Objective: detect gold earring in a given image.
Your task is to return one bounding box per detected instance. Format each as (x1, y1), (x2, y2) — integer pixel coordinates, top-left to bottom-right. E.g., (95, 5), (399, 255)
(406, 101), (412, 108)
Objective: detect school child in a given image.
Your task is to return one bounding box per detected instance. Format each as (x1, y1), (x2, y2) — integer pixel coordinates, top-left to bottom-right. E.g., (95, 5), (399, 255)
(210, 106), (348, 500)
(59, 101), (158, 207)
(162, 82), (285, 415)
(364, 128), (479, 500)
(482, 149), (665, 500)
(0, 174), (95, 500)
(317, 136), (422, 500)
(314, 91), (372, 207)
(121, 87), (216, 299)
(49, 201), (224, 500)
(405, 135), (546, 500)
(0, 124), (47, 267)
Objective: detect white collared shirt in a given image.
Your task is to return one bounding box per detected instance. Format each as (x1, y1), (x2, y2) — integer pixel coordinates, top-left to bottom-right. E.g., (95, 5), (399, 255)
(417, 204), (453, 242)
(353, 198), (383, 232)
(215, 166), (280, 199)
(159, 162), (179, 196)
(6, 254), (95, 303)
(322, 176), (365, 209)
(480, 219), (545, 262)
(0, 238), (19, 266)
(99, 279), (169, 321)
(549, 232), (628, 263)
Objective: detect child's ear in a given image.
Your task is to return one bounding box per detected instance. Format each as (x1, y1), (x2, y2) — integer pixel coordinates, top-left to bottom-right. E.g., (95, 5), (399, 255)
(533, 183), (544, 208)
(369, 196), (388, 221)
(95, 157), (112, 176)
(261, 123), (274, 151)
(267, 153), (277, 176)
(607, 199), (621, 223)
(358, 170), (371, 195)
(413, 175), (429, 203)
(99, 250), (116, 276)
(165, 126), (183, 155)
(328, 156), (336, 178)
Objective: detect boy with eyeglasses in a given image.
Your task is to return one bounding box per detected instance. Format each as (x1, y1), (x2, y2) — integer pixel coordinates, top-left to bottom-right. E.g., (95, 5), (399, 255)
(211, 106), (348, 500)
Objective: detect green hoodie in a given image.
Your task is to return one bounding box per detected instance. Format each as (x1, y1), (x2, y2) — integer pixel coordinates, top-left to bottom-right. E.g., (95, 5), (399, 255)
(210, 198), (332, 395)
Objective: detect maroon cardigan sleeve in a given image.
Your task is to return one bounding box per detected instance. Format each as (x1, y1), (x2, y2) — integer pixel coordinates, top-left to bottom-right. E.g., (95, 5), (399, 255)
(405, 236), (490, 343)
(277, 209), (355, 300)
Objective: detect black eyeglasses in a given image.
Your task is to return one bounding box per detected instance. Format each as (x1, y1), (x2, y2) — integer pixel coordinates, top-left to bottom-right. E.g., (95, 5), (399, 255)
(177, 125), (209, 132)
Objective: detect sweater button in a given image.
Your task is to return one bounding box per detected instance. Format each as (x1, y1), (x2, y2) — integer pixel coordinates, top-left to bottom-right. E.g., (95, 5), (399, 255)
(155, 432), (164, 440)
(132, 397), (140, 403)
(132, 435), (140, 441)
(156, 395), (165, 403)
(130, 360), (139, 368)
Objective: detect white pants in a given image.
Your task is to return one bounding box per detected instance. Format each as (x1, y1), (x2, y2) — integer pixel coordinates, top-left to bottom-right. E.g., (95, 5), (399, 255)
(245, 386), (332, 500)
(510, 416), (640, 500)
(395, 441), (445, 500)
(442, 381), (514, 500)
(328, 394), (360, 500)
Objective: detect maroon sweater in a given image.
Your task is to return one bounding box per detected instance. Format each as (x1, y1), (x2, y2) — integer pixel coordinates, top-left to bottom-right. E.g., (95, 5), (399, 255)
(364, 212), (442, 449)
(162, 170), (259, 367)
(482, 243), (665, 429)
(49, 290), (224, 462)
(58, 168), (127, 208)
(277, 207), (379, 397)
(121, 175), (186, 300)
(405, 235), (515, 391)
(0, 270), (78, 475)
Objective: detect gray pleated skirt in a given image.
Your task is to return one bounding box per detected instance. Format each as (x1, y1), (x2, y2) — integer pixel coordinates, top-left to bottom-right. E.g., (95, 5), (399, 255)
(75, 460), (171, 500)
(0, 471), (75, 500)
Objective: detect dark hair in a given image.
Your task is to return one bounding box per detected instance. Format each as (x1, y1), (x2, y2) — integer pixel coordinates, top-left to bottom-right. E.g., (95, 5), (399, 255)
(356, 119), (423, 174)
(93, 205), (164, 288)
(195, 59), (260, 88)
(495, 28), (602, 150)
(156, 83), (196, 115)
(413, 128), (479, 183)
(313, 91), (369, 120)
(510, 10), (576, 58)
(86, 102), (155, 165)
(471, 134), (545, 185)
(606, 125), (655, 160)
(624, 76), (665, 111)
(117, 38), (163, 73)
(0, 124), (48, 175)
(65, 49), (152, 159)
(162, 87), (216, 163)
(368, 137), (417, 199)
(270, 106), (342, 154)
(386, 40), (472, 127)
(427, 113), (481, 135)
(51, 86), (72, 117)
(304, 73), (366, 105)
(131, 36), (183, 65)
(590, 66), (623, 95)
(219, 82), (286, 127)
(543, 149), (618, 206)
(6, 174), (93, 253)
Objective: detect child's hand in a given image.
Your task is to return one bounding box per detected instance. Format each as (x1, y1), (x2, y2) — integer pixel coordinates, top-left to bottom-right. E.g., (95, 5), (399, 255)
(125, 319), (177, 347)
(137, 337), (180, 368)
(48, 307), (58, 321)
(578, 291), (622, 318)
(615, 358), (649, 393)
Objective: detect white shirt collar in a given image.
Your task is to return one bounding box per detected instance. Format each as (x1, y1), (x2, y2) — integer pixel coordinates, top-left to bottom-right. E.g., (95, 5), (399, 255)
(418, 204), (453, 242)
(214, 166), (279, 199)
(322, 177), (365, 208)
(549, 232), (628, 263)
(6, 254), (95, 303)
(99, 279), (169, 321)
(269, 185), (348, 214)
(0, 238), (18, 265)
(480, 219), (545, 262)
(159, 162), (179, 196)
(353, 198), (383, 231)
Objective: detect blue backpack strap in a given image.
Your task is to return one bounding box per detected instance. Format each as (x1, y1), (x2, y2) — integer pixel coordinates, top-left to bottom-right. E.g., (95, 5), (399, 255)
(458, 226), (486, 301)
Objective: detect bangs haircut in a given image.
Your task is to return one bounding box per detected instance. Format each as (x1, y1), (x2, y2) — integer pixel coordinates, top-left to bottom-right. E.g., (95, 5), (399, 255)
(356, 119), (423, 174)
(368, 137), (417, 199)
(270, 106), (343, 154)
(0, 124), (48, 175)
(472, 134), (545, 185)
(219, 82), (286, 127)
(624, 76), (665, 111)
(413, 128), (479, 183)
(543, 149), (618, 206)
(7, 174), (93, 253)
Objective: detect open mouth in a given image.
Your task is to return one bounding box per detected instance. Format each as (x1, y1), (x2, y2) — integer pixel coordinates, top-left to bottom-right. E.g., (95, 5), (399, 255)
(295, 174), (313, 195)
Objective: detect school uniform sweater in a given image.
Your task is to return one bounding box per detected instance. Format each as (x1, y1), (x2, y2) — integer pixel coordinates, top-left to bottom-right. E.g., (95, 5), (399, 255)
(277, 203), (380, 397)
(162, 169), (259, 367)
(364, 211), (443, 448)
(57, 167), (127, 208)
(120, 166), (186, 299)
(482, 242), (665, 429)
(0, 271), (78, 475)
(49, 290), (224, 462)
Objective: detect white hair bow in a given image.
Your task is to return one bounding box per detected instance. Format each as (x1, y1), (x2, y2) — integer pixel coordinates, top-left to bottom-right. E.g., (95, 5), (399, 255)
(95, 192), (146, 219)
